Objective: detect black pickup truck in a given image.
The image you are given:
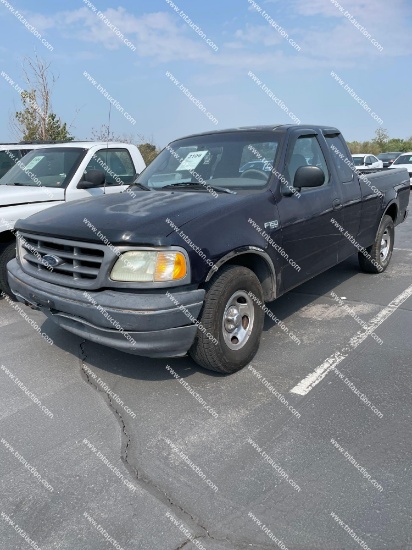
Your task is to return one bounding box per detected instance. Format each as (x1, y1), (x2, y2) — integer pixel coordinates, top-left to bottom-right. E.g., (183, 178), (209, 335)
(7, 125), (410, 373)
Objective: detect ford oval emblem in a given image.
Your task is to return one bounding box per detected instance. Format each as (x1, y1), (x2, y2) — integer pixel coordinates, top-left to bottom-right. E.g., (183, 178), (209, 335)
(42, 254), (63, 268)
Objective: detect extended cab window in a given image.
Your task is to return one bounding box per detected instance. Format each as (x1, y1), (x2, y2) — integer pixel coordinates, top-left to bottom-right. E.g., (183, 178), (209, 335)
(84, 149), (136, 185)
(326, 135), (354, 183)
(285, 136), (329, 191)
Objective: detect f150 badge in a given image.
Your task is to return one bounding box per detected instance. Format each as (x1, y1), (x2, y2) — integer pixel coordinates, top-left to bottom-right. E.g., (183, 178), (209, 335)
(264, 220), (279, 229)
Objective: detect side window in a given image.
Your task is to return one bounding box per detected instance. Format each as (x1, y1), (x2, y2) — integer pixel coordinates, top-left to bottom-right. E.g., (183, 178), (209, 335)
(84, 149), (136, 185)
(286, 136), (329, 191)
(326, 135), (354, 183)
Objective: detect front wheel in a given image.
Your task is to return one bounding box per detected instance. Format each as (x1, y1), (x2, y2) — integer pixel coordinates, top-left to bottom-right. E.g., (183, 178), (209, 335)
(358, 215), (394, 274)
(189, 265), (265, 374)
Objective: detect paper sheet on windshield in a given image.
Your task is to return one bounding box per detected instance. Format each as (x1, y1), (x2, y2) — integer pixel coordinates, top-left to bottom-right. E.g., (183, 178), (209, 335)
(24, 156), (44, 170)
(177, 151), (208, 171)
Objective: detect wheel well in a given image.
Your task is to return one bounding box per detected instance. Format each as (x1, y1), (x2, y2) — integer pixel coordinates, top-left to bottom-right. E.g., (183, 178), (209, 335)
(385, 203), (398, 222)
(215, 253), (276, 301)
(0, 231), (15, 246)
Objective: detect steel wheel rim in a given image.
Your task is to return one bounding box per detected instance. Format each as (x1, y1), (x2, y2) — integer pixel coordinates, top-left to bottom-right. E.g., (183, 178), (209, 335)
(380, 229), (391, 261)
(222, 290), (255, 351)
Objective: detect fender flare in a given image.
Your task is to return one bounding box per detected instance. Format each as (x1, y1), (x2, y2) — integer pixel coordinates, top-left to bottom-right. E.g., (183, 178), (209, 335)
(205, 246), (277, 301)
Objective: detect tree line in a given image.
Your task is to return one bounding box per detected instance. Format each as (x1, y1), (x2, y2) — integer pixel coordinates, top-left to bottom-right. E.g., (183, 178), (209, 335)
(347, 128), (412, 155)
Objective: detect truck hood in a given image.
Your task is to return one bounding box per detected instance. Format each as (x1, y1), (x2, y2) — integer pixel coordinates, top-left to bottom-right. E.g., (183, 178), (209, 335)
(16, 190), (249, 245)
(0, 185), (64, 207)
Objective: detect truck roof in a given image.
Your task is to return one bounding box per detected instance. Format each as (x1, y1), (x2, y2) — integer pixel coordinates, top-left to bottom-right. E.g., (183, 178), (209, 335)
(176, 125), (341, 140)
(0, 141), (136, 149)
(18, 141), (137, 149)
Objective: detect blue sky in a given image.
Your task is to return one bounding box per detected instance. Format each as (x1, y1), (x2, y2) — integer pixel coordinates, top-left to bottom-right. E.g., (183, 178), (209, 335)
(0, 0), (411, 147)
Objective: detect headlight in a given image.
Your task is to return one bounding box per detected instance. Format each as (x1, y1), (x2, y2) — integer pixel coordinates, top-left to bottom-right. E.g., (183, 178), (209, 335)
(110, 250), (187, 282)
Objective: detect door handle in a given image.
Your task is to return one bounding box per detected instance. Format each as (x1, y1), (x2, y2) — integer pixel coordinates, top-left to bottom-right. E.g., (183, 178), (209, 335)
(333, 198), (342, 210)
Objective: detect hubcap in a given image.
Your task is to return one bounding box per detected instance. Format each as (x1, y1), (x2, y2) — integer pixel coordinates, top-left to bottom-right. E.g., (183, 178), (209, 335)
(380, 229), (391, 262)
(222, 291), (255, 351)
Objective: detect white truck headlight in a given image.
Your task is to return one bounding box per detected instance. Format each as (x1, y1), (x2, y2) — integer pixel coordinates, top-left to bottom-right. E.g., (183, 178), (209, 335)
(110, 250), (187, 282)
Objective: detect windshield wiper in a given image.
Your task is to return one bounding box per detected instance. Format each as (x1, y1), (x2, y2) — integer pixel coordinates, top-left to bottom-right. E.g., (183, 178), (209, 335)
(160, 182), (237, 195)
(5, 183), (31, 186)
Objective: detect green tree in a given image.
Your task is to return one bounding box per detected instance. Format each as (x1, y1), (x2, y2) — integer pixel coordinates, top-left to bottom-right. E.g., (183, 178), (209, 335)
(12, 56), (74, 141)
(138, 142), (160, 165)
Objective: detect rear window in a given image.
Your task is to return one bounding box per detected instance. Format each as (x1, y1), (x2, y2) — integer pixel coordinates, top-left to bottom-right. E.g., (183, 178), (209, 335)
(378, 153), (400, 160)
(352, 157), (364, 166)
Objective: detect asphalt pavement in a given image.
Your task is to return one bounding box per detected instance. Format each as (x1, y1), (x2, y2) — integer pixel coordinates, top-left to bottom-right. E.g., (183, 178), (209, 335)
(0, 211), (411, 550)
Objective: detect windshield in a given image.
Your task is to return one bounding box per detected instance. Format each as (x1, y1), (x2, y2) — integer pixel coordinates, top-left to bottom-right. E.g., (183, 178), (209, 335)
(135, 132), (280, 191)
(352, 156), (364, 166)
(0, 150), (22, 178)
(0, 147), (86, 188)
(393, 155), (412, 165)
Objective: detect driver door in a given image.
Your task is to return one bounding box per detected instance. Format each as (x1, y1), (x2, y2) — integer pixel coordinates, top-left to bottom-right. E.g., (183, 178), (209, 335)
(275, 130), (344, 292)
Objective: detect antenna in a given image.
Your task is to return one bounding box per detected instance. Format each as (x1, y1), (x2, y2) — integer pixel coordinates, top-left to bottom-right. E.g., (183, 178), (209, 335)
(104, 103), (111, 194)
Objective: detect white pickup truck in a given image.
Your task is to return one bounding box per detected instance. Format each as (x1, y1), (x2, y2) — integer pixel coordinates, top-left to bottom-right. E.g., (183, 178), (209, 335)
(0, 141), (146, 295)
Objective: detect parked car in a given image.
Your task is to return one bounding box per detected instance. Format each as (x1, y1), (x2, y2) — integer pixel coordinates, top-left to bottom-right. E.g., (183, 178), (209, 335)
(391, 152), (412, 188)
(378, 152), (402, 168)
(352, 154), (383, 170)
(0, 141), (145, 295)
(8, 125), (410, 374)
(0, 142), (54, 178)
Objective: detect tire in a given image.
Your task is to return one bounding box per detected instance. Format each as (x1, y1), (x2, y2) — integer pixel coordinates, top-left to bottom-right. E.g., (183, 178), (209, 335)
(358, 215), (394, 274)
(189, 265), (265, 374)
(0, 241), (16, 298)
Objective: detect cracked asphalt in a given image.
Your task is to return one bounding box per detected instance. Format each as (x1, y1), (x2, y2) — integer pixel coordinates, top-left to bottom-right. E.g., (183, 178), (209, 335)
(1, 212), (411, 550)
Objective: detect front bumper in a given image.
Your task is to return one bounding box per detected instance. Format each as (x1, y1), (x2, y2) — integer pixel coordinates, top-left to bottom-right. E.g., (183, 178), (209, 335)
(7, 260), (205, 358)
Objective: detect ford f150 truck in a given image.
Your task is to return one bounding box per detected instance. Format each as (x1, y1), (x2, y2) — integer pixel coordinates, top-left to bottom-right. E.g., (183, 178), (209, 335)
(7, 125), (410, 374)
(0, 141), (146, 295)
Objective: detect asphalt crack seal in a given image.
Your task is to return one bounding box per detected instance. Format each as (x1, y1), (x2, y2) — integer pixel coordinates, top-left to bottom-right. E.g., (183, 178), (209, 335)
(78, 341), (273, 549)
(78, 341), (210, 543)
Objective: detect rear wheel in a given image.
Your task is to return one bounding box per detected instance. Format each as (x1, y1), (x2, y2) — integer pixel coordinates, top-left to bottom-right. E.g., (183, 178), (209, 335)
(189, 265), (265, 374)
(0, 241), (16, 298)
(358, 215), (394, 274)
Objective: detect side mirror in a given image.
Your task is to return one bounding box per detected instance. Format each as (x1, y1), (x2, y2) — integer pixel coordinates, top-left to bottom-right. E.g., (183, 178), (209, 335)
(78, 169), (106, 189)
(293, 165), (325, 190)
(365, 159), (372, 166)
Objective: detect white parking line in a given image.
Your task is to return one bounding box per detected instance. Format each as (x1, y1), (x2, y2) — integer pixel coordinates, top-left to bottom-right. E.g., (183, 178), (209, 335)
(394, 248), (412, 252)
(290, 283), (412, 396)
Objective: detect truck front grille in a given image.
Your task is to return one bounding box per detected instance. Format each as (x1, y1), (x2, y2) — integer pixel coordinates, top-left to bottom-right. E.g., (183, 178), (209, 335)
(18, 232), (108, 289)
